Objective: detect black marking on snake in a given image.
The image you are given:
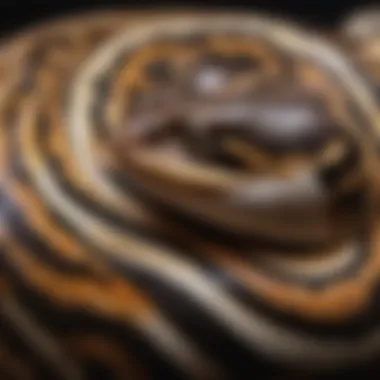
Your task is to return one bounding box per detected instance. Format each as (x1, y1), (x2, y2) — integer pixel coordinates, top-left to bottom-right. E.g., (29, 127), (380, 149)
(0, 297), (71, 379)
(145, 59), (176, 83)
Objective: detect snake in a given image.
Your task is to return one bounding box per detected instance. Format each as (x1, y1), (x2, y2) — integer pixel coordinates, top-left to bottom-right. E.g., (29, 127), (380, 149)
(1, 7), (380, 379)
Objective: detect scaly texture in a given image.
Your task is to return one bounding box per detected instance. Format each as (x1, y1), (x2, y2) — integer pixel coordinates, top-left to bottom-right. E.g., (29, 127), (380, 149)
(1, 8), (380, 379)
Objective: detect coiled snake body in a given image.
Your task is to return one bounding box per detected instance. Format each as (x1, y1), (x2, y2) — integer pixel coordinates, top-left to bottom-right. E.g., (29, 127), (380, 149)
(1, 8), (380, 379)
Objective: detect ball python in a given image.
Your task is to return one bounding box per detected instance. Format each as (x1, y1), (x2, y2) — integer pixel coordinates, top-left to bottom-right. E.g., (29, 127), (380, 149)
(1, 7), (380, 379)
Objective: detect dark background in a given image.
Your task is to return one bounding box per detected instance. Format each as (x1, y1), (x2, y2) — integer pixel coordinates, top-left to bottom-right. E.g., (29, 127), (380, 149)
(0, 1), (377, 36)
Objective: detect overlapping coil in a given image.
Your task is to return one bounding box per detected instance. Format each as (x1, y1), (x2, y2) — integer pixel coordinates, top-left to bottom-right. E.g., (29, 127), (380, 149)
(1, 7), (380, 379)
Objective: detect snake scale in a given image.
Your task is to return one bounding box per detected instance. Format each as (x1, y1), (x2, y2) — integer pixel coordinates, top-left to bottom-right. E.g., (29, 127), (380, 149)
(1, 6), (380, 379)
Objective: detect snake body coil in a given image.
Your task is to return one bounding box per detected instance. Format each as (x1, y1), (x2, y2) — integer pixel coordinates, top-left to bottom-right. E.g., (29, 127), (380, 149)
(1, 8), (380, 379)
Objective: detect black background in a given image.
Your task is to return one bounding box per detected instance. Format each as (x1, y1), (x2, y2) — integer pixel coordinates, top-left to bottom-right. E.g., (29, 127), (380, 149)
(0, 1), (377, 36)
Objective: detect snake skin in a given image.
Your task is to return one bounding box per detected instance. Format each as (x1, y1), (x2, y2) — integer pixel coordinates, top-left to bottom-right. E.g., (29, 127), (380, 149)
(0, 7), (380, 379)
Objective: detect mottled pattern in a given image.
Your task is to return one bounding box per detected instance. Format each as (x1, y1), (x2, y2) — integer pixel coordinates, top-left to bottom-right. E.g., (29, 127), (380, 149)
(0, 8), (380, 380)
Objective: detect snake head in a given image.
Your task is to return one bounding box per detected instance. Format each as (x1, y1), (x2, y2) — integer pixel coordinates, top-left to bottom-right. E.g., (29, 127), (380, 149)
(106, 15), (377, 248)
